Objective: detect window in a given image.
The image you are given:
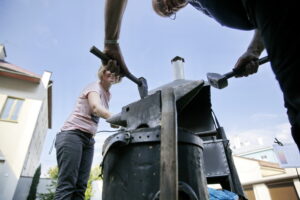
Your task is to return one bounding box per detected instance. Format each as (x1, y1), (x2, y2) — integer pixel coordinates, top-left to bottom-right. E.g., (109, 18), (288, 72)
(261, 155), (268, 160)
(0, 97), (24, 121)
(0, 150), (5, 163)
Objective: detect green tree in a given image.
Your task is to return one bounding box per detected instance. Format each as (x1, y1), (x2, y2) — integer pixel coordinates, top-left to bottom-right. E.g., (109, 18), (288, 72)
(38, 166), (102, 200)
(38, 166), (58, 200)
(85, 166), (102, 200)
(48, 166), (59, 179)
(27, 164), (41, 200)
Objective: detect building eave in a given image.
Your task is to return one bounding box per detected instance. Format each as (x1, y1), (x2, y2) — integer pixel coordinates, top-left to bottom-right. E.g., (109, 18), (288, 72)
(0, 69), (41, 83)
(235, 146), (273, 156)
(0, 61), (41, 83)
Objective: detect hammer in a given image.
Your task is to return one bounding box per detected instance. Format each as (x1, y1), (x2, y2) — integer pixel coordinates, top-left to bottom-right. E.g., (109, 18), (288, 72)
(90, 46), (148, 98)
(207, 56), (269, 89)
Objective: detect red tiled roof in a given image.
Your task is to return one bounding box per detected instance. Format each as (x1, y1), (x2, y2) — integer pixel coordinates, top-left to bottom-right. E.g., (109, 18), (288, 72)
(0, 60), (41, 83)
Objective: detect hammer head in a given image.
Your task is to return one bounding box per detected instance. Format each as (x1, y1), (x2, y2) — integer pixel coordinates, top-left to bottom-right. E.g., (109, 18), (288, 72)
(138, 77), (148, 98)
(206, 72), (228, 89)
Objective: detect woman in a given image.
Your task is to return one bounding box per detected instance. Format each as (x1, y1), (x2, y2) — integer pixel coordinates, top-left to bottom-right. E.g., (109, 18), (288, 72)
(54, 60), (120, 200)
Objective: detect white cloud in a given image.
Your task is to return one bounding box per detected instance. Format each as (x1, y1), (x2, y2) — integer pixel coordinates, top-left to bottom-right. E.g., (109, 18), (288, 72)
(34, 25), (59, 48)
(227, 122), (293, 148)
(250, 113), (278, 121)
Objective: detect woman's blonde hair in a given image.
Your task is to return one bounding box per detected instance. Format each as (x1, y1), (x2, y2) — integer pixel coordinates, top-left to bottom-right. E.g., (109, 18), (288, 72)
(98, 64), (122, 84)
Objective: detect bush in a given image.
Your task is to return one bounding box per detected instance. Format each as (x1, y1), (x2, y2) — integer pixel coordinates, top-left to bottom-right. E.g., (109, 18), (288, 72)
(38, 166), (102, 200)
(37, 166), (57, 200)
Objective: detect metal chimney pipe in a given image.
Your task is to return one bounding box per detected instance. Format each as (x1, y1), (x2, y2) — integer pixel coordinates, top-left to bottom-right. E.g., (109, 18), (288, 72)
(0, 44), (7, 60)
(171, 56), (185, 80)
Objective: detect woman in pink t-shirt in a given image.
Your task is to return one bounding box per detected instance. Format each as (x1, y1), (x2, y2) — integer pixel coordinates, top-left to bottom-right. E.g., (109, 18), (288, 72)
(54, 60), (120, 200)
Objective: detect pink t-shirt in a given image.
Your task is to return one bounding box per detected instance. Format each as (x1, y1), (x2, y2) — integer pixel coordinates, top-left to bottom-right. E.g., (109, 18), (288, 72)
(61, 81), (111, 135)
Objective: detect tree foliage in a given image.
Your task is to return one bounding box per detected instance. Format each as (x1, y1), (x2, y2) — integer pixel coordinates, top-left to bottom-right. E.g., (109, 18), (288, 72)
(85, 166), (102, 200)
(37, 166), (57, 200)
(38, 166), (102, 200)
(27, 164), (41, 200)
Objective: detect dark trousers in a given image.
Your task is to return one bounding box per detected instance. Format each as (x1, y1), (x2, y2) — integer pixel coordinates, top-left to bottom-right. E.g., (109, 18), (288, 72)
(55, 130), (95, 200)
(248, 0), (300, 150)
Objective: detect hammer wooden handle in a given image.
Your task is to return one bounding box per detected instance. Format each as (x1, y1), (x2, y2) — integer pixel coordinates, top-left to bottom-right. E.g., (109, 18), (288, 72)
(90, 46), (141, 86)
(225, 56), (269, 79)
(90, 46), (110, 64)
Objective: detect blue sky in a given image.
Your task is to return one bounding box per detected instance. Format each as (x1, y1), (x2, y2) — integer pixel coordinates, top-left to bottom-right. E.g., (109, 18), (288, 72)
(0, 0), (294, 176)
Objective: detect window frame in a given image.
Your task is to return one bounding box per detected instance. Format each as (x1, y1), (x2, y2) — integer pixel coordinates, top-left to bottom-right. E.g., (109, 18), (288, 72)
(0, 156), (5, 163)
(0, 96), (25, 122)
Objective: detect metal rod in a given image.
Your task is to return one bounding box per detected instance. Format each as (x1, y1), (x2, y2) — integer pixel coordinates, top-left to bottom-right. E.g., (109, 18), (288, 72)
(160, 88), (178, 200)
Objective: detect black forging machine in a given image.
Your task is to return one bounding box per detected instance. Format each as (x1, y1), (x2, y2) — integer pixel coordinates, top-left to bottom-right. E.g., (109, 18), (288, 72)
(89, 46), (251, 200)
(100, 79), (246, 200)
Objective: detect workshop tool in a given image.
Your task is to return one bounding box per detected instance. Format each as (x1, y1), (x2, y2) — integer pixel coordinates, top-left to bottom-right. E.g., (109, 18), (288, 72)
(90, 46), (148, 98)
(207, 56), (269, 89)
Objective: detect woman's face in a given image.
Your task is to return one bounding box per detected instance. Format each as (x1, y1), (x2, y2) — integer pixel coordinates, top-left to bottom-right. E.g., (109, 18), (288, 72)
(102, 70), (119, 85)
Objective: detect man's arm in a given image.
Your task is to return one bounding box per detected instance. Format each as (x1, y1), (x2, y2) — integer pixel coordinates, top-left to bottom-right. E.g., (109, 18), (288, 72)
(234, 29), (265, 77)
(104, 0), (129, 77)
(247, 29), (265, 57)
(104, 0), (127, 41)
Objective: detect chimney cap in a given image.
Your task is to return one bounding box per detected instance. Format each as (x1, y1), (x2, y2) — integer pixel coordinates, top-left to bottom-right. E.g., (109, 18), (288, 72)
(171, 56), (185, 63)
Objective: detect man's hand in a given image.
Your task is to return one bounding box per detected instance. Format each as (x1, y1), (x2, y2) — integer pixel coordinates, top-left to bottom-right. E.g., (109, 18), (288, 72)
(104, 43), (130, 78)
(233, 52), (259, 77)
(234, 29), (265, 77)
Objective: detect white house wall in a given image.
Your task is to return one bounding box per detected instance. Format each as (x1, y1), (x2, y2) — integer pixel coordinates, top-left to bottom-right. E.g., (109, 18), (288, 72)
(233, 156), (300, 199)
(239, 149), (278, 163)
(13, 177), (53, 200)
(21, 71), (51, 177)
(233, 156), (262, 182)
(22, 98), (49, 176)
(0, 71), (51, 101)
(0, 95), (42, 200)
(0, 71), (51, 200)
(253, 183), (272, 200)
